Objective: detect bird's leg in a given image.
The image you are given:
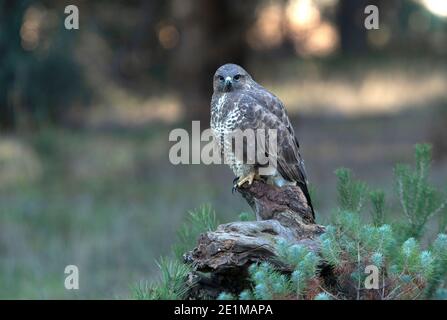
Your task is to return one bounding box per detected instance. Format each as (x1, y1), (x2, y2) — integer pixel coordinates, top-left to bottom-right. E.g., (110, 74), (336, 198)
(236, 171), (260, 188)
(232, 177), (240, 194)
(232, 171), (261, 193)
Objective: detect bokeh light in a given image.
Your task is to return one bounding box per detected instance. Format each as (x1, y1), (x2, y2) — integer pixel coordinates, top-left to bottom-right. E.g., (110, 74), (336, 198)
(20, 6), (44, 51)
(158, 24), (180, 49)
(247, 3), (284, 50)
(421, 0), (447, 18)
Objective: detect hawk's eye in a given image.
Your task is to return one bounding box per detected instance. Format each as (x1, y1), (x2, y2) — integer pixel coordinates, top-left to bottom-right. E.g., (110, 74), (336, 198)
(217, 75), (224, 81)
(234, 74), (241, 81)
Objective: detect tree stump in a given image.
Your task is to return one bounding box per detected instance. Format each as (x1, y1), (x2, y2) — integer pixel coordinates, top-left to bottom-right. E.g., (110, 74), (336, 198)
(184, 180), (325, 299)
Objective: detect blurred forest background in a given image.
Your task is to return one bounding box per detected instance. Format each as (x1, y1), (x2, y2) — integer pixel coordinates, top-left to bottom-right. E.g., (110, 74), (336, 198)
(1, 0), (447, 298)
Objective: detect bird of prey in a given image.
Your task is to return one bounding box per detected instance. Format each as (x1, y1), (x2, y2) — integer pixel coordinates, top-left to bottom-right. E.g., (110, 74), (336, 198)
(210, 63), (314, 216)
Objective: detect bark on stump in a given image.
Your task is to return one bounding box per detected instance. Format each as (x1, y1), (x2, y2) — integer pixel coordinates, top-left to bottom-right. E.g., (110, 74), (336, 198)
(184, 180), (325, 299)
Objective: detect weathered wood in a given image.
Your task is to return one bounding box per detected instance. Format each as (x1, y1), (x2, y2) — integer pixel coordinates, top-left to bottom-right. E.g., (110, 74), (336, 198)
(185, 180), (324, 299)
(185, 220), (324, 272)
(237, 180), (315, 225)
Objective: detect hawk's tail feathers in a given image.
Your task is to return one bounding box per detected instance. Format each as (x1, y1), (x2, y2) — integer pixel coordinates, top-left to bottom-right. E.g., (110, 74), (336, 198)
(298, 182), (315, 220)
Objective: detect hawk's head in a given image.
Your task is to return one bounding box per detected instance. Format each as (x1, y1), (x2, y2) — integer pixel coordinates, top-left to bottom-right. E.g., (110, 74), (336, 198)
(213, 63), (251, 93)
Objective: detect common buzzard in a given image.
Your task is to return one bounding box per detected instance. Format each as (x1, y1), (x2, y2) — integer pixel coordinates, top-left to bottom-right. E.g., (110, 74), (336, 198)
(210, 63), (314, 216)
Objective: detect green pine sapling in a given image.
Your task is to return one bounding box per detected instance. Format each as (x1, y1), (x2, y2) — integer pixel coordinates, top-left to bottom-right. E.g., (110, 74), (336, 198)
(394, 144), (447, 238)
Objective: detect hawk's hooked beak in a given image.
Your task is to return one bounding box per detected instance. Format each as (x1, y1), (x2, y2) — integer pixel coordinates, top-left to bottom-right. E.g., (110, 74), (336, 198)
(224, 76), (232, 91)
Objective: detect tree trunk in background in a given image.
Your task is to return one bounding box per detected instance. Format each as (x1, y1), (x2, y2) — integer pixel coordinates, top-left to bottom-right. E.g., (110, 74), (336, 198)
(0, 1), (29, 130)
(170, 0), (257, 123)
(337, 0), (369, 55)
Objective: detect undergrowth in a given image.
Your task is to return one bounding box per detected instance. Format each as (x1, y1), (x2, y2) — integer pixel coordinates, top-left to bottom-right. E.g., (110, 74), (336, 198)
(134, 144), (447, 300)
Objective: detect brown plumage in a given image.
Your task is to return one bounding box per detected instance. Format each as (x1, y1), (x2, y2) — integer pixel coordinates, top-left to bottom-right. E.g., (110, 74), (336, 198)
(210, 63), (314, 217)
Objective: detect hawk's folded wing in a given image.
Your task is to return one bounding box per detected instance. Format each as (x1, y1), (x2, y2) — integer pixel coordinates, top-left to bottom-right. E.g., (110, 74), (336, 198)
(236, 94), (309, 186)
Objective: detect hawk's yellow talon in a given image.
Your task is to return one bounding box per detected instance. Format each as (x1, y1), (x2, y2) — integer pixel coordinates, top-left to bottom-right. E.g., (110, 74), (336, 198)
(236, 172), (258, 187)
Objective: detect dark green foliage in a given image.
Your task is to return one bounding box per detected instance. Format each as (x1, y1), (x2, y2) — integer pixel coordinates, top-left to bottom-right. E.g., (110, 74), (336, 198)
(132, 257), (191, 300)
(0, 0), (90, 130)
(249, 262), (291, 299)
(20, 38), (89, 124)
(334, 168), (368, 213)
(314, 292), (332, 300)
(394, 144), (447, 238)
(133, 205), (218, 300)
(173, 204), (219, 259)
(369, 189), (386, 225)
(239, 211), (255, 221)
(132, 281), (153, 300)
(216, 292), (236, 300)
(221, 211), (447, 300)
(218, 241), (321, 300)
(323, 210), (438, 299)
(425, 234), (447, 298)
